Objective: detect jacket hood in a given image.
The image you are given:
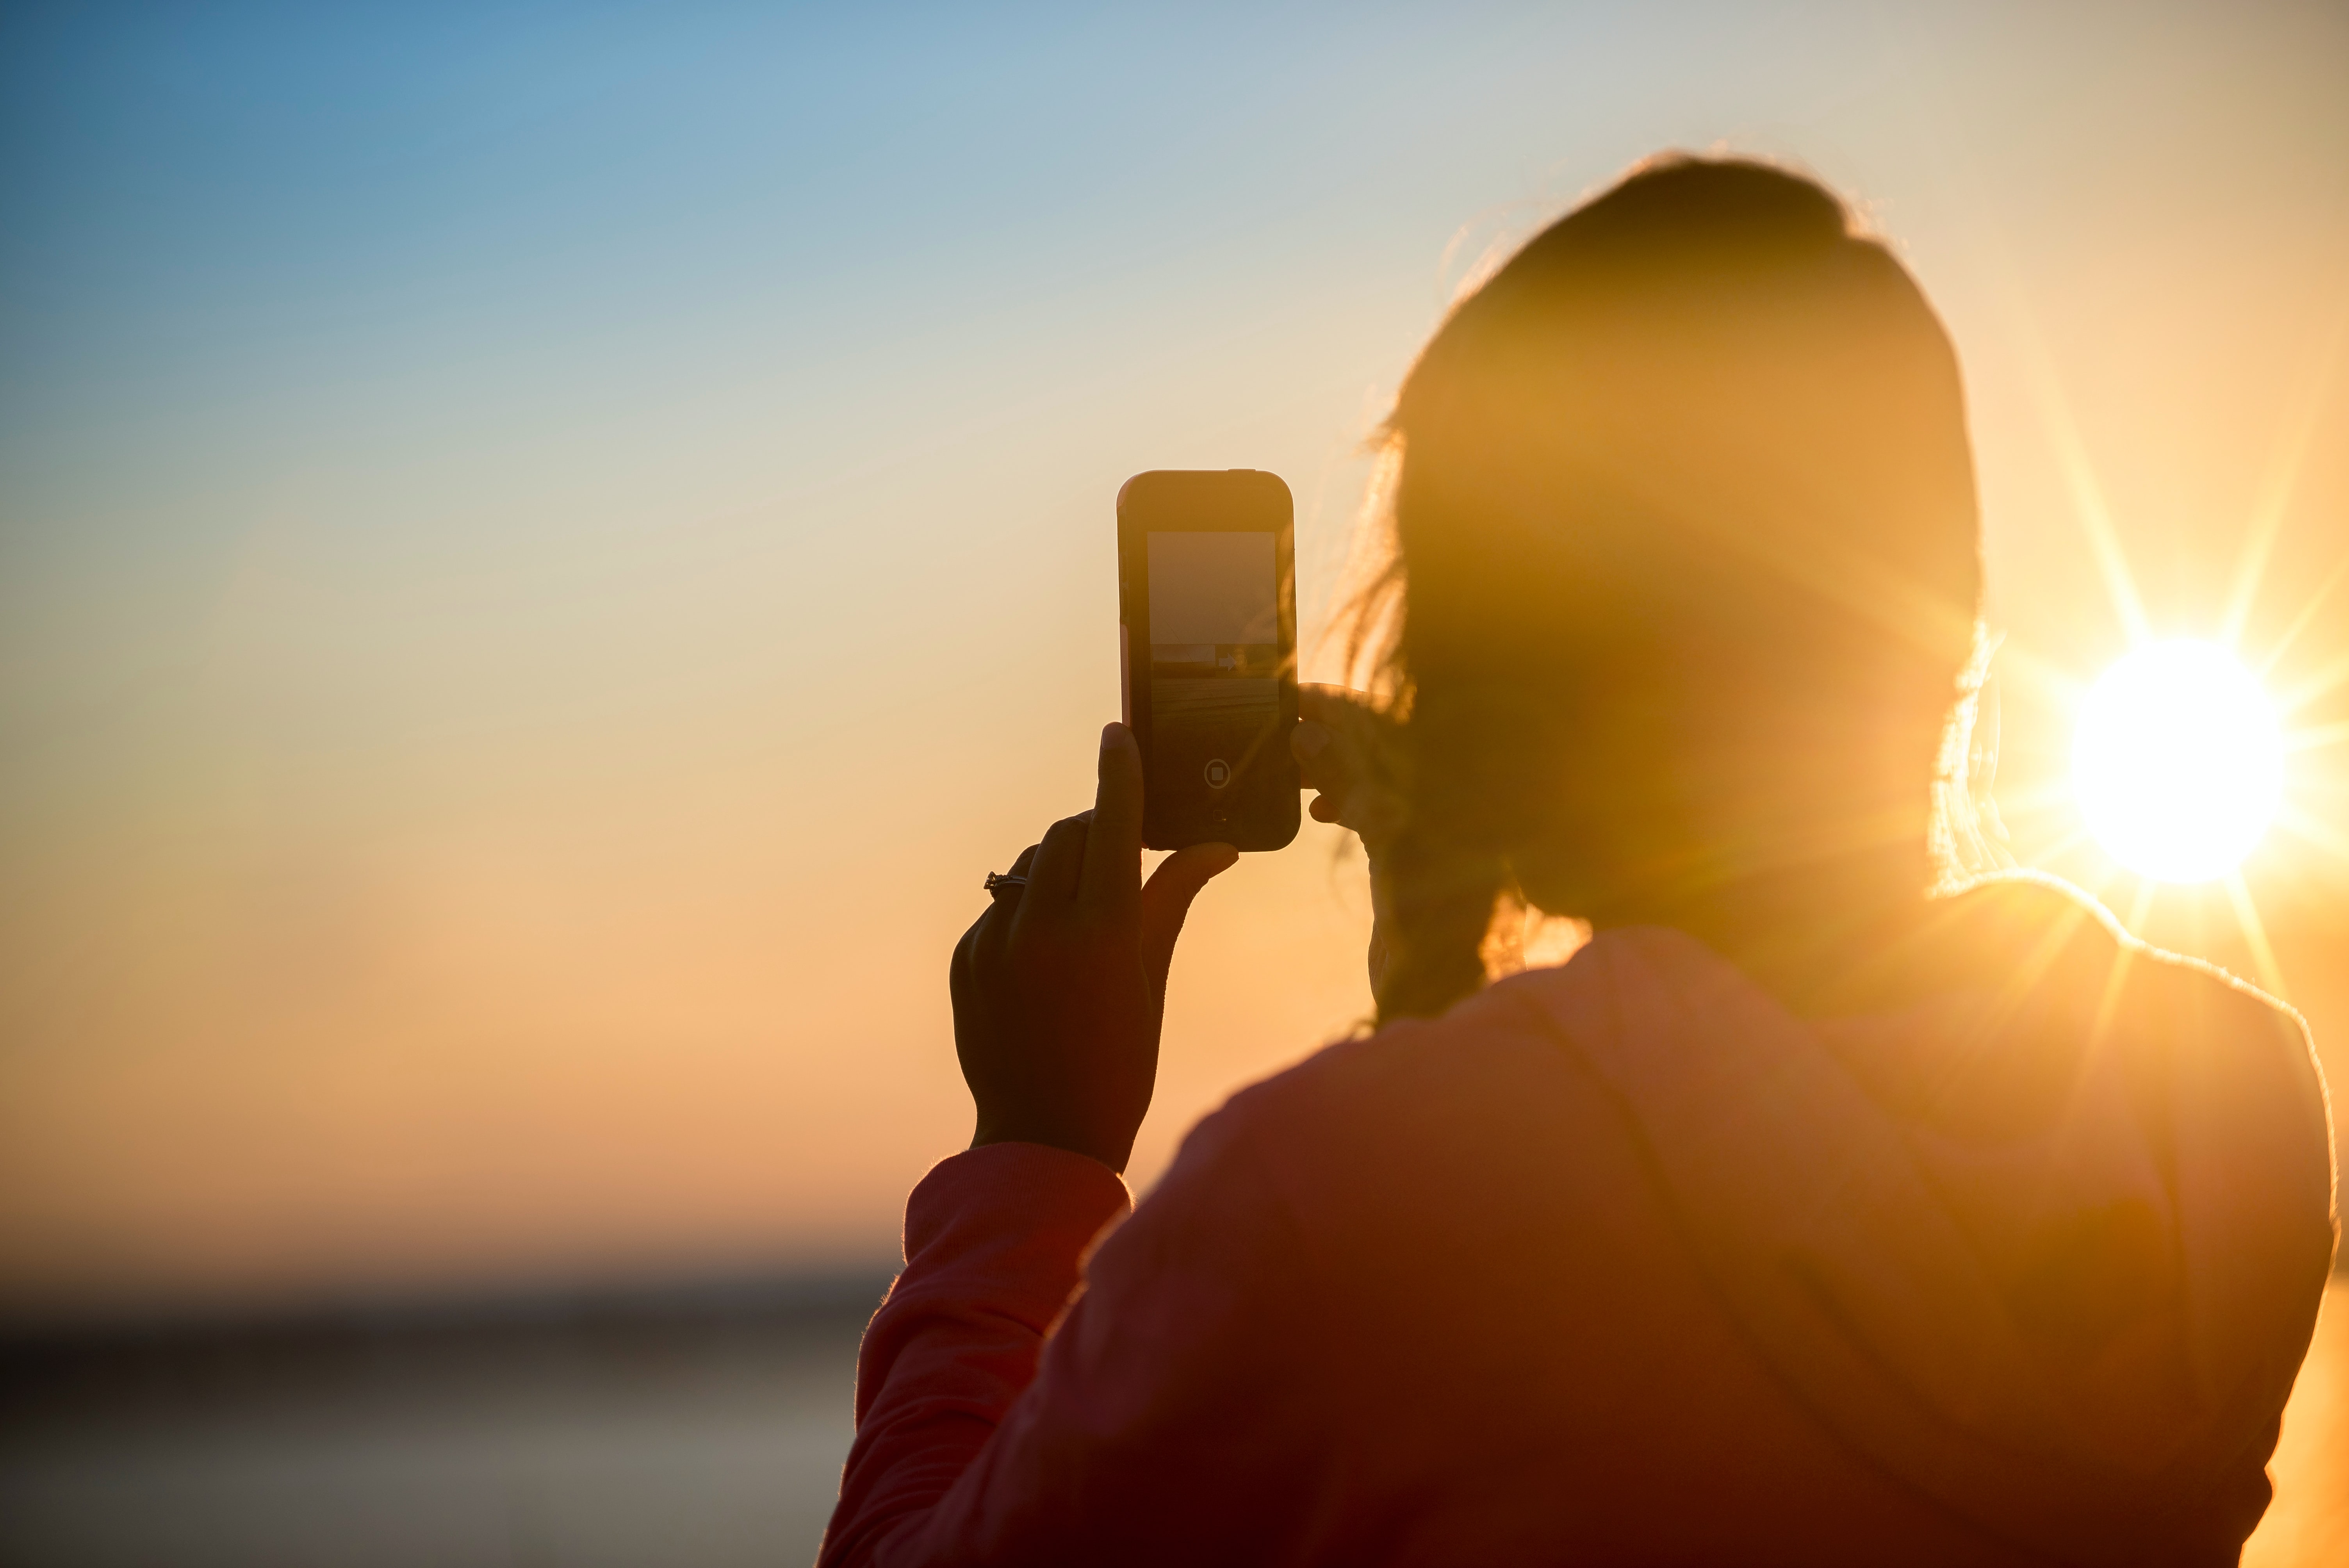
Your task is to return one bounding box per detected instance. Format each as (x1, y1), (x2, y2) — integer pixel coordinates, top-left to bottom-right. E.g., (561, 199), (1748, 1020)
(1517, 876), (2334, 1565)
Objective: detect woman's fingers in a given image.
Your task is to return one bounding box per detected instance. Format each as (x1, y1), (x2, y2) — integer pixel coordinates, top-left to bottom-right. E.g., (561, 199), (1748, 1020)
(1296, 683), (1345, 719)
(1291, 718), (1340, 791)
(1297, 683), (1372, 729)
(1294, 687), (1350, 792)
(1137, 841), (1238, 1003)
(1294, 684), (1405, 849)
(985, 839), (1043, 908)
(1020, 812), (1093, 921)
(1080, 723), (1145, 919)
(949, 909), (989, 1034)
(1294, 683), (1381, 795)
(970, 839), (1041, 979)
(989, 720), (1233, 992)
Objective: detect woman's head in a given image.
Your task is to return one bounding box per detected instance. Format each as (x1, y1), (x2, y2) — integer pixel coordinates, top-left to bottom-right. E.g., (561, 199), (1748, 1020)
(1371, 156), (1985, 1021)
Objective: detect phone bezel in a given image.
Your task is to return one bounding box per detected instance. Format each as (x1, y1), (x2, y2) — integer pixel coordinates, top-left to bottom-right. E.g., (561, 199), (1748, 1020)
(1116, 469), (1301, 852)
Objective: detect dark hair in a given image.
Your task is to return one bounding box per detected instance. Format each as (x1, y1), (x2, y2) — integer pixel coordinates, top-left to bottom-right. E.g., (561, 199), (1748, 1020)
(1369, 156), (1987, 1023)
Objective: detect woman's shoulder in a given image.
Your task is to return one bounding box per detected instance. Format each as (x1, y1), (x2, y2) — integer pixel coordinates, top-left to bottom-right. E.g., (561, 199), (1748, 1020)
(1196, 919), (1816, 1161)
(1932, 870), (2309, 1045)
(1209, 976), (1597, 1143)
(1170, 965), (1657, 1265)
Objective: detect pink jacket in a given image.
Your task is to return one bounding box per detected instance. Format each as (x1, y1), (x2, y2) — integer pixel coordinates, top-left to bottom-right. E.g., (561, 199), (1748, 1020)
(821, 879), (2335, 1566)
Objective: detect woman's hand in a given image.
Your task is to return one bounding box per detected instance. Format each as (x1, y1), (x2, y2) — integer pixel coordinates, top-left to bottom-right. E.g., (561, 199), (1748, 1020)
(1292, 684), (1404, 992)
(948, 723), (1237, 1173)
(1292, 684), (1403, 853)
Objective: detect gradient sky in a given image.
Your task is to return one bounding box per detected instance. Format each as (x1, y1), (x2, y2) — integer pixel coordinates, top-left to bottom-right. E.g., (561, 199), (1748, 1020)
(4, 1), (2346, 1311)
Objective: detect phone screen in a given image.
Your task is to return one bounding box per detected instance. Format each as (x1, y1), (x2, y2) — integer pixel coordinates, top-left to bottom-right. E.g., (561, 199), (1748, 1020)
(1146, 531), (1281, 795)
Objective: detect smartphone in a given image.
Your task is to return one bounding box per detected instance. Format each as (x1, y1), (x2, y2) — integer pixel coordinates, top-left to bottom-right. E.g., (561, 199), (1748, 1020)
(1117, 469), (1301, 852)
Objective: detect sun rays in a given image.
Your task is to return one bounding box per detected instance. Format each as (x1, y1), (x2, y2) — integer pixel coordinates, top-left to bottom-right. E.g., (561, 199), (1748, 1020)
(1977, 303), (2349, 1006)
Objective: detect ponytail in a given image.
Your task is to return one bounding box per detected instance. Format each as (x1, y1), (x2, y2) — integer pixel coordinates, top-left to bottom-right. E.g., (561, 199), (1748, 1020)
(1374, 820), (1510, 1025)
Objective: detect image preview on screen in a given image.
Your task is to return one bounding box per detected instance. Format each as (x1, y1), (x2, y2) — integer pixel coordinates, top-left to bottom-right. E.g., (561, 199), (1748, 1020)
(1146, 532), (1280, 791)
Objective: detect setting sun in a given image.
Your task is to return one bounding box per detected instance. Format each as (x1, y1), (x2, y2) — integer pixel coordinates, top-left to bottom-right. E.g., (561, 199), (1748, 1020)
(2073, 640), (2285, 885)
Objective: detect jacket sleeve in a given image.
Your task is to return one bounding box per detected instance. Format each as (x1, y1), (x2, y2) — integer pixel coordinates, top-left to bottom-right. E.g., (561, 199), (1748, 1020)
(816, 1111), (1336, 1568)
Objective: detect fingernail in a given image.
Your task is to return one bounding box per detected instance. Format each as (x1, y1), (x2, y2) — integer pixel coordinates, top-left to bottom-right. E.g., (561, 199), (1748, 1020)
(1293, 722), (1330, 759)
(1101, 722), (1122, 751)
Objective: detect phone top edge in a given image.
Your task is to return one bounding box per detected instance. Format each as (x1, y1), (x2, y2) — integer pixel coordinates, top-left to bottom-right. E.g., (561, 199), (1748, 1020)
(1116, 469), (1293, 531)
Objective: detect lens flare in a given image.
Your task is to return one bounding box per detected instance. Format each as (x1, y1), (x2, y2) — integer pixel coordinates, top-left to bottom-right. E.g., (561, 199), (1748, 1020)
(2073, 640), (2283, 884)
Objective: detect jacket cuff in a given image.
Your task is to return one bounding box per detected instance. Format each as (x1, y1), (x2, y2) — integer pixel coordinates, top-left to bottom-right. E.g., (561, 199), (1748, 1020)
(895, 1143), (1132, 1327)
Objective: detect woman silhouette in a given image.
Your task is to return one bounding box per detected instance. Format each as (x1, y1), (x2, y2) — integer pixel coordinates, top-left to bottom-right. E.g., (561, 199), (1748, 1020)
(820, 157), (2333, 1566)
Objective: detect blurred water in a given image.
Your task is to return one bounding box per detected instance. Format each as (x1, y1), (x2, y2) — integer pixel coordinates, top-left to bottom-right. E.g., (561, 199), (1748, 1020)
(4, 1277), (2343, 1567)
(0, 1277), (884, 1568)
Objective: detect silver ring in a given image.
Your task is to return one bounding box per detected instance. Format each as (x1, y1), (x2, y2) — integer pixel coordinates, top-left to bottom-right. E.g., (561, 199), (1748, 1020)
(983, 871), (1028, 896)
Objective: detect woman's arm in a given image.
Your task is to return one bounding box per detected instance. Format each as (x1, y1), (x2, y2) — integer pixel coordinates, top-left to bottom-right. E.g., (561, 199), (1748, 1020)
(816, 713), (1403, 1563)
(820, 1107), (1332, 1568)
(818, 1142), (1132, 1566)
(819, 722), (1241, 1561)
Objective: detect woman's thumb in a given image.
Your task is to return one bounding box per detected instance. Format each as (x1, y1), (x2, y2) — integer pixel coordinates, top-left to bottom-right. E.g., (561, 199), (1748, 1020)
(1138, 842), (1239, 996)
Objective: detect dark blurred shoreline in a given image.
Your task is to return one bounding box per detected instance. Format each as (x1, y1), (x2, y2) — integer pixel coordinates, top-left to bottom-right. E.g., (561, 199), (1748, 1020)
(2, 1262), (896, 1362)
(2, 1264), (895, 1421)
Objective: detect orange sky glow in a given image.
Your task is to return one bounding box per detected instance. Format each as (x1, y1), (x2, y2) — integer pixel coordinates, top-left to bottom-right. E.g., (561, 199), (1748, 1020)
(2, 2), (2345, 1315)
